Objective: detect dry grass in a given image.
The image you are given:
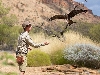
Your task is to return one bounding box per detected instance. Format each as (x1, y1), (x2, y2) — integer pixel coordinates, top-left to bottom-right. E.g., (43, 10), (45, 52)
(64, 31), (99, 46)
(30, 31), (100, 54)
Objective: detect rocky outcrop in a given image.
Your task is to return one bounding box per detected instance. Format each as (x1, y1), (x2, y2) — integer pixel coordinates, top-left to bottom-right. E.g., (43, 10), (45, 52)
(41, 64), (98, 75)
(1, 0), (100, 24)
(39, 0), (100, 23)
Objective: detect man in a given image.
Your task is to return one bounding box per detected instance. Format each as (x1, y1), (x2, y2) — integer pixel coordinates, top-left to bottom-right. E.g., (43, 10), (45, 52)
(16, 21), (49, 75)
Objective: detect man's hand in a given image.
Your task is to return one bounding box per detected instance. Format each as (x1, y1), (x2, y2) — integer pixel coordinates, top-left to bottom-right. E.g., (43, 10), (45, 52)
(28, 47), (32, 50)
(44, 42), (49, 45)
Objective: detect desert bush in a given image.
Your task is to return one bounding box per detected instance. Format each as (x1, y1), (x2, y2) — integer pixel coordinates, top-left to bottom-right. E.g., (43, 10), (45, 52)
(68, 22), (100, 43)
(89, 24), (100, 43)
(49, 49), (68, 65)
(1, 52), (16, 66)
(0, 0), (19, 50)
(0, 0), (9, 17)
(0, 24), (21, 50)
(64, 43), (100, 69)
(27, 49), (51, 67)
(68, 22), (93, 37)
(1, 14), (18, 26)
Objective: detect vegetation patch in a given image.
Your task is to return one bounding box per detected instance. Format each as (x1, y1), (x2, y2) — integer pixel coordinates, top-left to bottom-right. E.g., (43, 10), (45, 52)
(0, 52), (16, 66)
(64, 43), (100, 69)
(27, 49), (51, 67)
(49, 49), (68, 65)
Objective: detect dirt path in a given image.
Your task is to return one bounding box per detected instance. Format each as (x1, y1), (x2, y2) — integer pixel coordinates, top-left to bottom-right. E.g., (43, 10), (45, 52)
(25, 65), (100, 75)
(0, 64), (100, 75)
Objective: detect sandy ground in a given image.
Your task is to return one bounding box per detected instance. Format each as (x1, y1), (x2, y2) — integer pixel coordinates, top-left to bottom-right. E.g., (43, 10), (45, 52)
(0, 64), (100, 75)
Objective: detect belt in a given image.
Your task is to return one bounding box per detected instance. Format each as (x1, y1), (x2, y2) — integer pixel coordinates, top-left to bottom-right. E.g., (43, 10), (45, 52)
(17, 52), (27, 55)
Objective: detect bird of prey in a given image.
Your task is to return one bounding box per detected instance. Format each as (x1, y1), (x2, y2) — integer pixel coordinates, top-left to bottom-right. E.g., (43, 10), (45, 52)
(49, 8), (87, 37)
(49, 9), (87, 24)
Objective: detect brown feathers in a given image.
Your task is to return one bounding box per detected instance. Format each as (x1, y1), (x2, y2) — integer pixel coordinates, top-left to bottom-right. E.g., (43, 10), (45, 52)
(49, 9), (87, 21)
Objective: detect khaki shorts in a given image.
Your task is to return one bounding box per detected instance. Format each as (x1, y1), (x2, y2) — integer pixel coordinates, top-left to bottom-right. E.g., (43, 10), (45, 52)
(17, 54), (27, 72)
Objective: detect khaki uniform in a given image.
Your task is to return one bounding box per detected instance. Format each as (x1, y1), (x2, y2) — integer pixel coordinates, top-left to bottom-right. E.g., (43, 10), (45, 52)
(16, 31), (44, 72)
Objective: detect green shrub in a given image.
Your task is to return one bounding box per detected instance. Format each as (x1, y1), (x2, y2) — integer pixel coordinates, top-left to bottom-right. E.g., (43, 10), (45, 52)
(0, 24), (21, 50)
(27, 49), (51, 67)
(0, 0), (9, 17)
(49, 49), (68, 65)
(64, 43), (100, 69)
(1, 52), (16, 66)
(68, 22), (93, 36)
(0, 0), (19, 50)
(89, 24), (100, 43)
(1, 14), (18, 26)
(68, 22), (100, 43)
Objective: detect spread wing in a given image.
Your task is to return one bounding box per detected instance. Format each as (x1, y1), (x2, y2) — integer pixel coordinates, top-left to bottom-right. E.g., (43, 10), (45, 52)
(49, 15), (68, 21)
(68, 9), (87, 19)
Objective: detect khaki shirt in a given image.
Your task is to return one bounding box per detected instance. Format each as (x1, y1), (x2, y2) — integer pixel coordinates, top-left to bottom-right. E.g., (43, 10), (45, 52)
(16, 31), (44, 54)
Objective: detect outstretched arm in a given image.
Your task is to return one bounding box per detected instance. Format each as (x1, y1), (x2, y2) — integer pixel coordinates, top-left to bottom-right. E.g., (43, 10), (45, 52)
(25, 35), (48, 48)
